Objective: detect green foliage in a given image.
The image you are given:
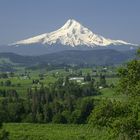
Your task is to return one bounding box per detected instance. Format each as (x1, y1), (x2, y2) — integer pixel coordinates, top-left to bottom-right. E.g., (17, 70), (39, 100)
(89, 99), (140, 139)
(136, 48), (140, 57)
(118, 60), (140, 96)
(89, 58), (140, 139)
(84, 73), (91, 82)
(0, 73), (8, 79)
(0, 123), (9, 140)
(52, 114), (67, 124)
(99, 74), (107, 88)
(89, 100), (131, 127)
(111, 115), (140, 139)
(4, 80), (11, 87)
(0, 76), (98, 124)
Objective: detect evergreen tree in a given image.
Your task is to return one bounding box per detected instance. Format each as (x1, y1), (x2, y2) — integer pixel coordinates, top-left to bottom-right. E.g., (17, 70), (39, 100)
(99, 74), (107, 87)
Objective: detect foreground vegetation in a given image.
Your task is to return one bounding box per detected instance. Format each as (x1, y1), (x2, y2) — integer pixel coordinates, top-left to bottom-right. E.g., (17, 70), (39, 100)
(4, 123), (110, 140)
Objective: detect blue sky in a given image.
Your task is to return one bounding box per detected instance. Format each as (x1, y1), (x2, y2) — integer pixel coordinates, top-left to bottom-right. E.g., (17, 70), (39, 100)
(0, 0), (139, 45)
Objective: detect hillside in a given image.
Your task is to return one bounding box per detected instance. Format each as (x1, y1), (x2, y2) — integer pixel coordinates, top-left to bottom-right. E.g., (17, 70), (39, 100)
(0, 49), (136, 69)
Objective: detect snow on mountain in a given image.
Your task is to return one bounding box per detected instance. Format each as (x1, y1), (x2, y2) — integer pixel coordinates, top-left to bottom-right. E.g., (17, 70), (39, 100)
(12, 19), (136, 47)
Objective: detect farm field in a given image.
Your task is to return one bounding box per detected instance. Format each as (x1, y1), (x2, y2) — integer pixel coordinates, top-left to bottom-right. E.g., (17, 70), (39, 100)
(0, 67), (119, 98)
(4, 123), (109, 140)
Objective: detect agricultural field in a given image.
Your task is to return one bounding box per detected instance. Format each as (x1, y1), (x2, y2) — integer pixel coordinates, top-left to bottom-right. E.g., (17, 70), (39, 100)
(0, 66), (119, 98)
(4, 123), (109, 140)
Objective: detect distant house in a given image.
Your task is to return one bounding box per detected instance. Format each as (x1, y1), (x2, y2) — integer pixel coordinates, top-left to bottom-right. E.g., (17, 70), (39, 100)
(103, 67), (107, 70)
(99, 86), (103, 89)
(92, 70), (97, 76)
(69, 77), (84, 83)
(20, 76), (28, 80)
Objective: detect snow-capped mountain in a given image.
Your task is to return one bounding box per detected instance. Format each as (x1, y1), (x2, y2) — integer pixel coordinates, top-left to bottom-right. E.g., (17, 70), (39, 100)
(12, 19), (135, 47)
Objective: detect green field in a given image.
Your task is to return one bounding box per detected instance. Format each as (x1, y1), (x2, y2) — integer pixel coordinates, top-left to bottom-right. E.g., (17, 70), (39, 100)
(4, 123), (109, 140)
(0, 67), (119, 98)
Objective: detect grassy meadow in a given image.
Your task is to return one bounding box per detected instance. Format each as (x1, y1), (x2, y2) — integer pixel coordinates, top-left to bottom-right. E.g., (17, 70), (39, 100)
(4, 123), (110, 140)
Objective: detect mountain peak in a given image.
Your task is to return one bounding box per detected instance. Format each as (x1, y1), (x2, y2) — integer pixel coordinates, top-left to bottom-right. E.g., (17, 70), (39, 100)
(12, 19), (136, 47)
(62, 19), (81, 28)
(65, 19), (80, 25)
